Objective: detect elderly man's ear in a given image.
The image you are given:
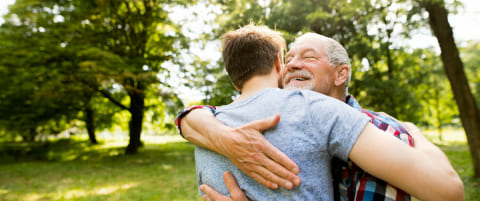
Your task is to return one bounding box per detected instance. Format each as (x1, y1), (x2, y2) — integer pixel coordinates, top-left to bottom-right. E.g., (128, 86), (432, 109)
(334, 65), (349, 87)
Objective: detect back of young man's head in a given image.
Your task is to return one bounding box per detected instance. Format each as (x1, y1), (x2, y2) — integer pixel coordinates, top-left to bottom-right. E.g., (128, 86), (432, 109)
(221, 24), (286, 90)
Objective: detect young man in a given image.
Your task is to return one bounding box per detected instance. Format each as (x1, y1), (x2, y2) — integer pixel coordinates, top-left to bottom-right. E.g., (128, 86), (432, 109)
(188, 24), (463, 201)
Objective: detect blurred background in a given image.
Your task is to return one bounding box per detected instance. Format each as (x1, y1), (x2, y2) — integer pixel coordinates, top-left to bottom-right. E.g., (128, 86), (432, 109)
(0, 0), (479, 200)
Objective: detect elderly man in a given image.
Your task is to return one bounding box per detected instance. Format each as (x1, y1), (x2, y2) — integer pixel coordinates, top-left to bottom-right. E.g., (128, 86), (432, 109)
(176, 31), (463, 201)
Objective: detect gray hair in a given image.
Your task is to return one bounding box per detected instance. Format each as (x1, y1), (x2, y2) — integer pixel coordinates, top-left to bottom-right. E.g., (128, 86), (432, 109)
(300, 33), (351, 97)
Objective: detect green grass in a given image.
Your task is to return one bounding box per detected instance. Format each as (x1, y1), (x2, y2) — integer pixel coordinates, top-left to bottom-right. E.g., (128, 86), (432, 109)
(0, 129), (479, 201)
(0, 135), (202, 201)
(423, 128), (480, 201)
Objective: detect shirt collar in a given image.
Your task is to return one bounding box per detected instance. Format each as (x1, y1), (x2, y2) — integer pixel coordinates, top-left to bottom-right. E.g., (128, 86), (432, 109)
(345, 95), (362, 110)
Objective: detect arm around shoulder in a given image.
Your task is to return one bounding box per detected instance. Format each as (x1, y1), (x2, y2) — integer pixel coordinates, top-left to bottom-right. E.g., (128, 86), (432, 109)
(349, 123), (464, 201)
(180, 109), (301, 189)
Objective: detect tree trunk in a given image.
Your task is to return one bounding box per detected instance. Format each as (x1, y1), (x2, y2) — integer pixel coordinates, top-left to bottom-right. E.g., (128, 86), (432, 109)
(125, 82), (146, 154)
(85, 104), (98, 145)
(384, 40), (397, 117)
(422, 0), (480, 177)
(21, 128), (36, 142)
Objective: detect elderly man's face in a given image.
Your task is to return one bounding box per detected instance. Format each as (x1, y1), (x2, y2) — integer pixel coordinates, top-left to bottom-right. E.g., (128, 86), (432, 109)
(281, 35), (336, 96)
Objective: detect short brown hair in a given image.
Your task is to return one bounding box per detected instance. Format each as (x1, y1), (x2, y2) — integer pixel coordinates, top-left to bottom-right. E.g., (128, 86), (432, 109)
(221, 24), (286, 90)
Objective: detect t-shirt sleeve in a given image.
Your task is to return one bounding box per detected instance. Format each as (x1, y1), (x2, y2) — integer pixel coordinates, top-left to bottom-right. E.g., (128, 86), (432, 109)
(309, 94), (370, 161)
(175, 105), (216, 138)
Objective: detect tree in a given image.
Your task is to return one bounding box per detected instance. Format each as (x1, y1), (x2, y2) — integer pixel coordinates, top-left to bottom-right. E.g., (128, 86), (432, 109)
(414, 48), (459, 138)
(0, 1), (81, 141)
(72, 0), (186, 154)
(418, 0), (480, 177)
(0, 0), (187, 153)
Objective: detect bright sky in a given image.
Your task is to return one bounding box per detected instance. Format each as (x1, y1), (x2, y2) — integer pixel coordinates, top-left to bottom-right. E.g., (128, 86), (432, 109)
(0, 0), (14, 25)
(449, 0), (480, 43)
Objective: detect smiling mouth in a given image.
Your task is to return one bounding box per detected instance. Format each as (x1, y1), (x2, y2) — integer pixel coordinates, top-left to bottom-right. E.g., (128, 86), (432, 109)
(283, 70), (314, 87)
(287, 76), (310, 84)
(293, 77), (308, 81)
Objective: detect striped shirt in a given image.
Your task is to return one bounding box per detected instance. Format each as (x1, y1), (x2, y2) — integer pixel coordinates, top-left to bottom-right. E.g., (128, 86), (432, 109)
(332, 95), (414, 201)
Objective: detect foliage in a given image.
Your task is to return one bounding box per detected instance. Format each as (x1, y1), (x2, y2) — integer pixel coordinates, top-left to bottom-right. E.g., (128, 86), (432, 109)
(419, 49), (459, 136)
(0, 0), (189, 152)
(0, 1), (82, 141)
(463, 41), (480, 107)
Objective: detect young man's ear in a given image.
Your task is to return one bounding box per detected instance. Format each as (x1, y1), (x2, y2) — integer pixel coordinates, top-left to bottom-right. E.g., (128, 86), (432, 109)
(275, 52), (283, 73)
(232, 82), (241, 92)
(334, 64), (349, 87)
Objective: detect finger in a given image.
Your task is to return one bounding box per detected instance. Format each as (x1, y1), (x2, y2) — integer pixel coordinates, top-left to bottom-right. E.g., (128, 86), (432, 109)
(402, 122), (419, 134)
(241, 161), (296, 190)
(246, 113), (280, 132)
(238, 143), (300, 188)
(401, 122), (426, 146)
(223, 172), (249, 201)
(244, 170), (279, 189)
(239, 116), (300, 187)
(259, 157), (301, 188)
(202, 195), (212, 201)
(200, 184), (231, 201)
(248, 161), (297, 189)
(401, 122), (417, 136)
(261, 139), (300, 175)
(249, 138), (299, 185)
(242, 115), (299, 175)
(378, 112), (399, 121)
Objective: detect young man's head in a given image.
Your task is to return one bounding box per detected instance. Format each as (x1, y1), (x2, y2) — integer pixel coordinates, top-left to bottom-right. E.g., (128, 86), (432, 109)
(221, 24), (286, 91)
(282, 33), (351, 100)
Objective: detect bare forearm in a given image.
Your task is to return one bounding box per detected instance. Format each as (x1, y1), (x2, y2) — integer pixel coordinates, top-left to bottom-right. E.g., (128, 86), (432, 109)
(181, 109), (230, 154)
(350, 124), (464, 201)
(394, 144), (462, 201)
(402, 122), (450, 161)
(402, 122), (464, 200)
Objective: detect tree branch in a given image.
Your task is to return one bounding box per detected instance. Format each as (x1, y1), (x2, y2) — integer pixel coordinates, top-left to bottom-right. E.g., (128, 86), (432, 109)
(77, 78), (130, 111)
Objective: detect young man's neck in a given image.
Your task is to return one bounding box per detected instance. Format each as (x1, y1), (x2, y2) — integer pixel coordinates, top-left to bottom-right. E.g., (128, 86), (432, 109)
(234, 72), (280, 103)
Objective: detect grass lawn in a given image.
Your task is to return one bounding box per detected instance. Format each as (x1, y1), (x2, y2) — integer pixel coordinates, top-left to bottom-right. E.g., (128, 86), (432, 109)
(0, 135), (202, 201)
(423, 128), (480, 201)
(0, 129), (479, 201)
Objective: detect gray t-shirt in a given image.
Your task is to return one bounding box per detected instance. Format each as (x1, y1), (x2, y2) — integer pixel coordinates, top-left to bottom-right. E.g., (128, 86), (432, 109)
(195, 88), (370, 200)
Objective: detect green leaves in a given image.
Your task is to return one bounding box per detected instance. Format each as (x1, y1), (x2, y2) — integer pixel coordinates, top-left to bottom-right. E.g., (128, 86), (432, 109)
(0, 0), (191, 144)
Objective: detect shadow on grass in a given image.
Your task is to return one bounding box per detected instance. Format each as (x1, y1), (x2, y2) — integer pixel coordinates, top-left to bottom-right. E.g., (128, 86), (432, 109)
(0, 138), (195, 163)
(0, 139), (92, 162)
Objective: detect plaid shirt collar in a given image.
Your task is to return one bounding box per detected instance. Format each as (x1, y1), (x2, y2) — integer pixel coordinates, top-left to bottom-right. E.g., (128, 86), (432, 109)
(345, 95), (362, 110)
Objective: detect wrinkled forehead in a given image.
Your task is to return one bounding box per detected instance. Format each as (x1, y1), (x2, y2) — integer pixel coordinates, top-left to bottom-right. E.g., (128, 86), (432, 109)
(286, 36), (324, 57)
